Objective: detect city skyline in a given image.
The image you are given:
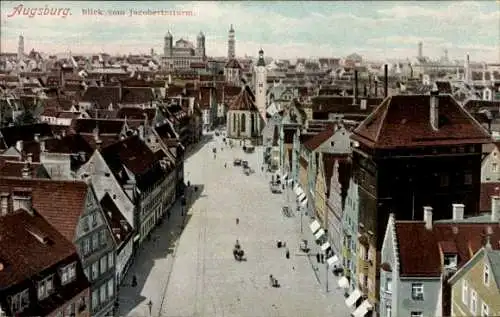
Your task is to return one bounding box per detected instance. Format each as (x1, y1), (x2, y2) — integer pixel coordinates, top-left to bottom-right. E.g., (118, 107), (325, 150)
(1, 1), (499, 61)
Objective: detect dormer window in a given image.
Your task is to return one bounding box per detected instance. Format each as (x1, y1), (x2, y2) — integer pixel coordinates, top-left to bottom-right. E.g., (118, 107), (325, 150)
(37, 275), (54, 300)
(444, 254), (458, 269)
(60, 262), (77, 285)
(8, 289), (29, 314)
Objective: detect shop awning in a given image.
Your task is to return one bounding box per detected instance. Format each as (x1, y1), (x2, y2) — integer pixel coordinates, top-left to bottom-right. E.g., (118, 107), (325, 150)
(309, 220), (321, 233)
(345, 289), (362, 308)
(134, 234), (140, 242)
(298, 192), (306, 202)
(327, 254), (339, 266)
(300, 198), (308, 206)
(321, 242), (331, 251)
(287, 178), (294, 185)
(282, 173), (288, 180)
(314, 228), (325, 240)
(293, 184), (300, 193)
(338, 276), (350, 289)
(352, 299), (373, 317)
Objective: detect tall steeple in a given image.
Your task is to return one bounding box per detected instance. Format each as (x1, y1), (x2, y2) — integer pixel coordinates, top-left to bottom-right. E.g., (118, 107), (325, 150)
(17, 35), (24, 60)
(228, 24), (235, 59)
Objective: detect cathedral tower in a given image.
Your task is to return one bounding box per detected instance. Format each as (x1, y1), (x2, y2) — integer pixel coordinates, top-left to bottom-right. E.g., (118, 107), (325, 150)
(254, 49), (267, 122)
(228, 24), (235, 59)
(18, 35), (24, 60)
(196, 31), (206, 59)
(164, 31), (173, 57)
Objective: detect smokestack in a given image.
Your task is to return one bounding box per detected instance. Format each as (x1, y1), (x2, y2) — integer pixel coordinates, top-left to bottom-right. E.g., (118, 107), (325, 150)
(363, 84), (367, 97)
(492, 196), (500, 222)
(353, 70), (359, 105)
(430, 89), (439, 131)
(374, 80), (378, 97)
(424, 206), (433, 230)
(368, 75), (372, 97)
(384, 64), (388, 98)
(452, 203), (465, 221)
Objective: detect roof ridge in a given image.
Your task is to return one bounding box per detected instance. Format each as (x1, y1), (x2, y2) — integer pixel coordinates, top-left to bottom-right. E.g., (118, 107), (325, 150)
(374, 96), (392, 142)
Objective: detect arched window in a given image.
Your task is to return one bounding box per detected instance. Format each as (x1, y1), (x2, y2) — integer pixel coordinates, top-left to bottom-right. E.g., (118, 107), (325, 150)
(251, 114), (255, 135)
(241, 113), (246, 133)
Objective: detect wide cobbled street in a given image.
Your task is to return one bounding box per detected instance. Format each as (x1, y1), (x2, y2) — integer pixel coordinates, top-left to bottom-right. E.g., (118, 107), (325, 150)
(119, 132), (351, 317)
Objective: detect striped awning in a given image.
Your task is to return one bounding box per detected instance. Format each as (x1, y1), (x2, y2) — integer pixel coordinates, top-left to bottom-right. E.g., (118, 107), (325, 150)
(300, 198), (308, 206)
(309, 220), (321, 233)
(338, 276), (349, 288)
(327, 254), (339, 266)
(282, 173), (288, 181)
(298, 192), (306, 202)
(321, 242), (331, 251)
(345, 289), (362, 308)
(314, 228), (325, 240)
(352, 300), (373, 317)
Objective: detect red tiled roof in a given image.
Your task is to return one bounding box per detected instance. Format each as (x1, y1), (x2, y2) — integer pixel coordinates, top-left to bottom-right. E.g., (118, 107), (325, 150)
(228, 86), (258, 111)
(116, 107), (156, 120)
(480, 182), (500, 212)
(0, 178), (89, 241)
(0, 210), (77, 287)
(100, 193), (132, 246)
(395, 222), (500, 277)
(72, 118), (125, 134)
(303, 125), (335, 151)
(352, 95), (492, 149)
(0, 161), (47, 178)
(101, 135), (156, 175)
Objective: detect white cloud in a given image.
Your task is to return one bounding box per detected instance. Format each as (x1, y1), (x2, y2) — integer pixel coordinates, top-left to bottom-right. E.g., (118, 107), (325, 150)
(367, 36), (445, 46)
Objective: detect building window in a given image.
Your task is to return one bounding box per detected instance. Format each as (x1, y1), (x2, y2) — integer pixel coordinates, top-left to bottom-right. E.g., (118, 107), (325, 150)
(82, 238), (90, 254)
(481, 302), (489, 317)
(484, 263), (490, 286)
(108, 252), (114, 268)
(493, 163), (498, 173)
(91, 291), (98, 310)
(37, 275), (54, 300)
(107, 279), (115, 298)
(100, 256), (107, 273)
(440, 174), (449, 187)
(410, 312), (423, 317)
(60, 262), (77, 285)
(92, 262), (99, 280)
(386, 305), (392, 317)
(470, 290), (477, 314)
(411, 283), (424, 301)
(464, 172), (473, 185)
(66, 303), (75, 317)
(100, 284), (106, 303)
(92, 233), (99, 250)
(9, 289), (29, 314)
(99, 230), (106, 246)
(385, 278), (392, 293)
(462, 279), (469, 305)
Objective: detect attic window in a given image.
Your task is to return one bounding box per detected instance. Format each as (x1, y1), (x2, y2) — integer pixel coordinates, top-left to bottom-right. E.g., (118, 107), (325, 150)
(444, 254), (458, 269)
(105, 172), (110, 177)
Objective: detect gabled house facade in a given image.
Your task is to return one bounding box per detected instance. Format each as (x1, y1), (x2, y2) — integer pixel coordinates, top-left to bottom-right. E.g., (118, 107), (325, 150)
(0, 178), (117, 317)
(481, 144), (500, 183)
(341, 178), (360, 291)
(449, 247), (500, 317)
(0, 208), (90, 317)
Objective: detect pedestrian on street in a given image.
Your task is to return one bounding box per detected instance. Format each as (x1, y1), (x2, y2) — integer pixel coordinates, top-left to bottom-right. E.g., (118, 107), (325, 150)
(236, 217), (239, 224)
(147, 300), (153, 316)
(321, 253), (325, 263)
(316, 253), (320, 263)
(269, 274), (274, 286)
(224, 163), (227, 168)
(285, 248), (290, 259)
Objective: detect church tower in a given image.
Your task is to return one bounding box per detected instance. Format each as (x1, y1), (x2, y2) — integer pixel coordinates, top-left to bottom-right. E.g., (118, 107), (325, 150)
(254, 49), (267, 122)
(228, 24), (235, 59)
(196, 31), (206, 59)
(164, 31), (173, 57)
(18, 35), (24, 60)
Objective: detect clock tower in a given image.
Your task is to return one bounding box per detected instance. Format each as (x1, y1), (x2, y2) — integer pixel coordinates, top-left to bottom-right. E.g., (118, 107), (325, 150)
(254, 49), (267, 122)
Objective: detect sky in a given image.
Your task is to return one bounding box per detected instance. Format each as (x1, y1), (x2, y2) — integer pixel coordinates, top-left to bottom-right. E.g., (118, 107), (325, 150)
(1, 1), (499, 62)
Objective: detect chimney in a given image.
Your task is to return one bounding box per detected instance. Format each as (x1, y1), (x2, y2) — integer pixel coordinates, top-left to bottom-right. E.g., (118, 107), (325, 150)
(374, 80), (378, 97)
(96, 139), (103, 150)
(27, 153), (33, 163)
(353, 70), (359, 105)
(93, 125), (100, 142)
(21, 161), (31, 178)
(34, 133), (40, 142)
(363, 84), (367, 97)
(384, 64), (388, 98)
(123, 179), (136, 201)
(119, 81), (123, 102)
(40, 141), (46, 152)
(15, 140), (23, 153)
(360, 99), (367, 110)
(430, 90), (439, 130)
(452, 203), (465, 221)
(424, 206), (433, 230)
(12, 189), (33, 215)
(491, 195), (500, 222)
